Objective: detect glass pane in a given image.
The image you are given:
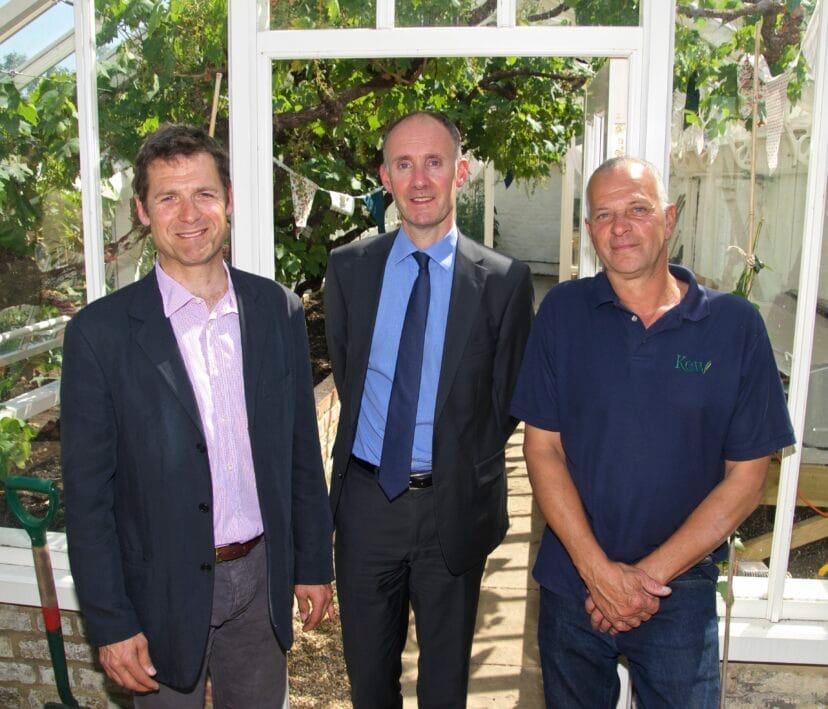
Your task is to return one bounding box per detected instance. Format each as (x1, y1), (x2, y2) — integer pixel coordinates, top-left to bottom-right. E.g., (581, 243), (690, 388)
(0, 2), (74, 69)
(269, 0), (377, 29)
(517, 0), (639, 27)
(270, 54), (586, 291)
(397, 0), (496, 27)
(0, 39), (81, 534)
(668, 7), (820, 585)
(786, 196), (828, 581)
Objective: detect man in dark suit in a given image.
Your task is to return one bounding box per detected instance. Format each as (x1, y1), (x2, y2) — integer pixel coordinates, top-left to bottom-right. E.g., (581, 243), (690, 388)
(61, 124), (334, 706)
(325, 111), (534, 708)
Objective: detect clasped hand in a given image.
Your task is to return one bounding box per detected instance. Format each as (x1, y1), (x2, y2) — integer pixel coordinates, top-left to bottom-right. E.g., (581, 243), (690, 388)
(584, 562), (671, 634)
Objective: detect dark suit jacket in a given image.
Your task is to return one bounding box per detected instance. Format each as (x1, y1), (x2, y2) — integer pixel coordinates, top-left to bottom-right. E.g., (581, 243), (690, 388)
(61, 266), (333, 691)
(325, 231), (533, 574)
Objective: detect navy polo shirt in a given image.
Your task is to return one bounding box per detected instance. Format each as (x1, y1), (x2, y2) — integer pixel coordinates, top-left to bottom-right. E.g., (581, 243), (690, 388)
(510, 265), (795, 601)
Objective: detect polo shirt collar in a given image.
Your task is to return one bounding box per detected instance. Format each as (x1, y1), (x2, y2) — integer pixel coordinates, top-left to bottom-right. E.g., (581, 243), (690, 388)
(588, 263), (710, 322)
(391, 226), (457, 272)
(670, 264), (709, 322)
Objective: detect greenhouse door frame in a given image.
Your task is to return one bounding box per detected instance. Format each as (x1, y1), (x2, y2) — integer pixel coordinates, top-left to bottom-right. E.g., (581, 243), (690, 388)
(226, 0), (828, 667)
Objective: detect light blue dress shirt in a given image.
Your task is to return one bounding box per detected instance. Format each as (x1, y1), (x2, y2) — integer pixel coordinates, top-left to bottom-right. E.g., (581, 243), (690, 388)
(352, 228), (457, 472)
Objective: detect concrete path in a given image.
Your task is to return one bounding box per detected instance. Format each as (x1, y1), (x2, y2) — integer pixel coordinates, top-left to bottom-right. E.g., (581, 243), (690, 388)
(402, 423), (546, 707)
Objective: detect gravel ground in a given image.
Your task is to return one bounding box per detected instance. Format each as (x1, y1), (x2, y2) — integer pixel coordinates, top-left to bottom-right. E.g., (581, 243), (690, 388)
(288, 593), (351, 707)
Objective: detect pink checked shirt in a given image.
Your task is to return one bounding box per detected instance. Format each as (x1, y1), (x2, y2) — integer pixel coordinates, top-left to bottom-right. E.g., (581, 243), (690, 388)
(156, 263), (263, 547)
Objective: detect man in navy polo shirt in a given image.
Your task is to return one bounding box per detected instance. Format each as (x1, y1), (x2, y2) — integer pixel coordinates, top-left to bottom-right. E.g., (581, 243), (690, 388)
(511, 156), (794, 707)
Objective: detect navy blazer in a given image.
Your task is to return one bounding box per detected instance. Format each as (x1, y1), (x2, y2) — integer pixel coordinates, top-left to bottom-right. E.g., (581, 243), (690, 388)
(61, 266), (333, 691)
(325, 231), (534, 574)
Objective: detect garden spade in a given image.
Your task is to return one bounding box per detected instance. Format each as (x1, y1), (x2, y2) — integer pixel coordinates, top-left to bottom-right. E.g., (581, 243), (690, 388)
(5, 475), (80, 708)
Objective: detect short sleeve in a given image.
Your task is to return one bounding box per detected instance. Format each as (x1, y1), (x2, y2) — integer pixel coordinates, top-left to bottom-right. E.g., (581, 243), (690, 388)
(510, 295), (561, 431)
(723, 309), (795, 460)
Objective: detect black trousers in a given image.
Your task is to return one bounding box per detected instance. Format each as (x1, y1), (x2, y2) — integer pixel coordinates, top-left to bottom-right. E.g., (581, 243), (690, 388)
(335, 457), (485, 709)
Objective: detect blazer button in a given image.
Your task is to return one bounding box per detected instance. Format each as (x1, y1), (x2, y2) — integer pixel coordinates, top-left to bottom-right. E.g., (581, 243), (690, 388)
(196, 442), (207, 453)
(199, 503), (210, 513)
(201, 562), (212, 572)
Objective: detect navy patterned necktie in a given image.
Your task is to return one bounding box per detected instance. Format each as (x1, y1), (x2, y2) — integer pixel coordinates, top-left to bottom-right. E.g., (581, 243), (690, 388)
(378, 251), (431, 500)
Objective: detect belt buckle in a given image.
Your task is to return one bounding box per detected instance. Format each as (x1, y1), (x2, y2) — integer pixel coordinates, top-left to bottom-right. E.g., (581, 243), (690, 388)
(408, 473), (433, 489)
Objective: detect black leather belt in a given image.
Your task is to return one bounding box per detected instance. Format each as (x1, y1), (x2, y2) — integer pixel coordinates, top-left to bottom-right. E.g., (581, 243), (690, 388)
(215, 533), (263, 563)
(350, 454), (433, 489)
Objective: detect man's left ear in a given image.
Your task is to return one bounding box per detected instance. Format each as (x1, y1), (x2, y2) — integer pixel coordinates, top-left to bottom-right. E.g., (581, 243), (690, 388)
(456, 157), (470, 188)
(664, 203), (677, 239)
(134, 196), (151, 227)
(225, 185), (234, 217)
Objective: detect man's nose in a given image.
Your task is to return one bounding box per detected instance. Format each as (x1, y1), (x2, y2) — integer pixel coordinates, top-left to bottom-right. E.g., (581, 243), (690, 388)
(178, 196), (201, 222)
(412, 164), (427, 187)
(610, 212), (631, 234)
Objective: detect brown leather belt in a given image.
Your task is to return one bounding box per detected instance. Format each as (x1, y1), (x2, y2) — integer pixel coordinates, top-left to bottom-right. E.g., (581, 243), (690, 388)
(215, 534), (263, 563)
(350, 454), (433, 489)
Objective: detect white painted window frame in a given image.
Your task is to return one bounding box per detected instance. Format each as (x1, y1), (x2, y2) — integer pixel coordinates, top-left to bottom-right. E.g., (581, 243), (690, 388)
(227, 1), (676, 280)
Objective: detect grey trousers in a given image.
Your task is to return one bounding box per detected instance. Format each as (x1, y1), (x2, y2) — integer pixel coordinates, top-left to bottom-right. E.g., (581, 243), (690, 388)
(133, 540), (288, 708)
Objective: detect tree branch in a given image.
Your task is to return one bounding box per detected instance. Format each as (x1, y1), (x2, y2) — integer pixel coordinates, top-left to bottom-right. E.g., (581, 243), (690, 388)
(469, 0), (570, 26)
(677, 0), (785, 21)
(469, 0), (497, 26)
(273, 61), (426, 133)
(527, 3), (571, 23)
(477, 66), (589, 99)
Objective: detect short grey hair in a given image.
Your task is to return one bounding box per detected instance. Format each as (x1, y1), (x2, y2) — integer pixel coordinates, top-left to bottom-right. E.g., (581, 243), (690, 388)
(585, 156), (669, 218)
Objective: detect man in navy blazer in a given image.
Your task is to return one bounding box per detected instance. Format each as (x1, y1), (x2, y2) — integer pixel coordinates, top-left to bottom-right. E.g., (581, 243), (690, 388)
(325, 111), (534, 707)
(61, 125), (333, 706)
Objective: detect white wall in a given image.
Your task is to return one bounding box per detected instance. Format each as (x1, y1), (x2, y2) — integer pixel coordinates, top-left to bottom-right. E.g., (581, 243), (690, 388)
(494, 169), (562, 276)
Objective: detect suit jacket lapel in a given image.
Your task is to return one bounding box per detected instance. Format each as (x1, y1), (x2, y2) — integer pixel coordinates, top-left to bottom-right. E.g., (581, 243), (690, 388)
(130, 269), (204, 436)
(435, 234), (487, 422)
(346, 232), (396, 432)
(232, 268), (268, 428)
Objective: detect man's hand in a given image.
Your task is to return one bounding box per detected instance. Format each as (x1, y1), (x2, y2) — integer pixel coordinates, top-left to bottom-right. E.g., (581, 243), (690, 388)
(98, 632), (159, 692)
(294, 583), (335, 631)
(583, 562), (671, 634)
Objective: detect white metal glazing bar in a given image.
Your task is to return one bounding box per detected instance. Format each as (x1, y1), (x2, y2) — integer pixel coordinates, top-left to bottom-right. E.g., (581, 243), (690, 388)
(637, 0), (676, 181)
(74, 0), (105, 303)
(255, 26), (643, 60)
(766, 0), (828, 623)
(497, 0), (516, 28)
(376, 0), (394, 29)
(228, 0), (261, 275)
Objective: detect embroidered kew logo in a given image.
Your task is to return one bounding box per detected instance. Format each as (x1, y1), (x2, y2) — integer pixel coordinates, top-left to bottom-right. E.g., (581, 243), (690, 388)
(675, 354), (712, 374)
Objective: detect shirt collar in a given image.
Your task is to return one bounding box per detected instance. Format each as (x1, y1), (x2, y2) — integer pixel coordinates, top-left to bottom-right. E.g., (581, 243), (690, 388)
(391, 226), (457, 271)
(155, 260), (238, 318)
(588, 263), (710, 322)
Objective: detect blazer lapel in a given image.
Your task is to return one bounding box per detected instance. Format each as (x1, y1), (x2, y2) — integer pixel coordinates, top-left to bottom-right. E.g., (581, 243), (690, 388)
(232, 268), (268, 428)
(130, 269), (204, 436)
(434, 235), (487, 422)
(345, 233), (396, 431)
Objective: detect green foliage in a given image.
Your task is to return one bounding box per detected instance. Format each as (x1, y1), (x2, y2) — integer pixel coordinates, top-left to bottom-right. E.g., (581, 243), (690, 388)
(0, 73), (79, 257)
(269, 52), (585, 289)
(0, 348), (63, 401)
(0, 417), (35, 482)
(674, 0), (816, 138)
(0, 0), (816, 298)
(567, 0), (639, 25)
